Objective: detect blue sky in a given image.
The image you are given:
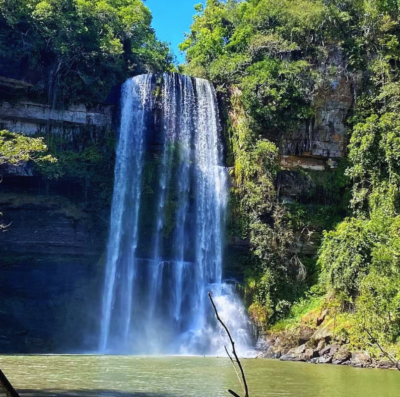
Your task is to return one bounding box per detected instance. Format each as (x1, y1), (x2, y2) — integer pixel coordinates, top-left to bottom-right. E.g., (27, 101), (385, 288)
(146, 0), (205, 64)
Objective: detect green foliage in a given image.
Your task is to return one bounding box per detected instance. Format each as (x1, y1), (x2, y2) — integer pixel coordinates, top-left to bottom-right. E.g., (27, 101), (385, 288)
(348, 113), (400, 213)
(182, 0), (400, 353)
(0, 130), (56, 165)
(36, 131), (116, 208)
(0, 130), (56, 229)
(270, 293), (325, 332)
(180, 0), (356, 325)
(319, 217), (373, 298)
(0, 0), (174, 105)
(347, 216), (400, 356)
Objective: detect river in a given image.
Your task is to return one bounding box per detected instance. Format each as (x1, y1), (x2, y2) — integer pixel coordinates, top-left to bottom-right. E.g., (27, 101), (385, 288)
(0, 355), (398, 396)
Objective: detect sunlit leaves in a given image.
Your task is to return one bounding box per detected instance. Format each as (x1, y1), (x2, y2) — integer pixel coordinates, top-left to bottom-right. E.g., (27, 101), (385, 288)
(0, 130), (56, 166)
(0, 0), (174, 105)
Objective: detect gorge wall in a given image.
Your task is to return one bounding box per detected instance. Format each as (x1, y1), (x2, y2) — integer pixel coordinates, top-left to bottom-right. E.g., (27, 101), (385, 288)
(0, 77), (116, 352)
(0, 65), (354, 352)
(277, 49), (353, 198)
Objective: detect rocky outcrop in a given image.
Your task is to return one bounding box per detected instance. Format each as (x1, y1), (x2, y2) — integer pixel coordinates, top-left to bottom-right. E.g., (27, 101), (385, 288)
(0, 192), (105, 257)
(0, 74), (116, 139)
(279, 48), (354, 171)
(257, 323), (396, 370)
(0, 100), (114, 137)
(0, 74), (115, 353)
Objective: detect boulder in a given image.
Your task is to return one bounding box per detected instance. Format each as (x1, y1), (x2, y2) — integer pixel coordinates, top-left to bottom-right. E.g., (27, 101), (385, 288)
(312, 324), (333, 341)
(320, 344), (339, 357)
(316, 340), (326, 351)
(320, 345), (332, 356)
(329, 344), (340, 355)
(332, 344), (351, 364)
(341, 360), (351, 366)
(295, 344), (307, 354)
(318, 355), (333, 364)
(280, 348), (307, 362)
(351, 352), (371, 368)
(376, 360), (396, 370)
(265, 346), (282, 359)
(299, 327), (314, 344)
(305, 348), (315, 360)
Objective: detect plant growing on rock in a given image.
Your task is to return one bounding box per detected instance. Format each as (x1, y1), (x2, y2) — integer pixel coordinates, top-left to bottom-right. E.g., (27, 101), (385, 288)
(0, 0), (175, 106)
(0, 130), (57, 230)
(0, 130), (56, 166)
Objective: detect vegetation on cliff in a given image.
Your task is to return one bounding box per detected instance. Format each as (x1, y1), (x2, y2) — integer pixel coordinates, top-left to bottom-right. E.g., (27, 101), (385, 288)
(0, 130), (56, 228)
(0, 130), (55, 166)
(181, 0), (400, 359)
(0, 0), (174, 105)
(0, 0), (176, 215)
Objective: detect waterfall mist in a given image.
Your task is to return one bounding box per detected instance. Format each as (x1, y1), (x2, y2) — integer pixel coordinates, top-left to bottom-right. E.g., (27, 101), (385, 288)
(100, 74), (252, 355)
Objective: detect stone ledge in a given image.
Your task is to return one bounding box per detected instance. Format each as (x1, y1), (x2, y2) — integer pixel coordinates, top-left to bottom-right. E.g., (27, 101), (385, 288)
(279, 155), (338, 171)
(0, 100), (114, 135)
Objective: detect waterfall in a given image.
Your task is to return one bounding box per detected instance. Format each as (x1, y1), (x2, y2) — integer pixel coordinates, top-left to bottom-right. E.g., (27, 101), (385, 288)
(100, 73), (252, 355)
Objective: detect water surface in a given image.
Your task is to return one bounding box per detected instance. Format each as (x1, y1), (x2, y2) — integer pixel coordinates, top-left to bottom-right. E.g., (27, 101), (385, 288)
(0, 355), (399, 396)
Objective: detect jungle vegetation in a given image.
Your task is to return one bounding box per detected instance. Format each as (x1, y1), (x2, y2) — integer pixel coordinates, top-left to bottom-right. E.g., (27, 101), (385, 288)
(2, 0), (400, 360)
(181, 0), (400, 358)
(0, 0), (175, 105)
(0, 0), (175, 211)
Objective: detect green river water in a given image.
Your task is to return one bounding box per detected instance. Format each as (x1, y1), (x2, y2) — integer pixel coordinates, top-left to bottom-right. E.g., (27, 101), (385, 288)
(0, 355), (399, 397)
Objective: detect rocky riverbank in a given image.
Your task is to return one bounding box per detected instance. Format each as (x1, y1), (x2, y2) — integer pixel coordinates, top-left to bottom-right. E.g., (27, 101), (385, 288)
(257, 331), (398, 370)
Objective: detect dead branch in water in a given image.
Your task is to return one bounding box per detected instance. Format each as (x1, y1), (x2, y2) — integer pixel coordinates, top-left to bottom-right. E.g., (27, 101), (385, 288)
(208, 292), (249, 397)
(364, 328), (400, 371)
(0, 369), (20, 397)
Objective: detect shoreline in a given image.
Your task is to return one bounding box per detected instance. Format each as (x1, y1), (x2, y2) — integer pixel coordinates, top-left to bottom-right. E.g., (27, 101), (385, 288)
(256, 334), (399, 370)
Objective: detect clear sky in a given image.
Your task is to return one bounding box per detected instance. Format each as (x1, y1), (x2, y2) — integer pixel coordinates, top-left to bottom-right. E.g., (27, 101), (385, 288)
(145, 0), (205, 64)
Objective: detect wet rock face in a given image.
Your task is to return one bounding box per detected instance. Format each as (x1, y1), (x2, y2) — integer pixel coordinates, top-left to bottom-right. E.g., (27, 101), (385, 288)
(278, 49), (353, 171)
(0, 100), (114, 137)
(0, 74), (116, 137)
(0, 182), (107, 353)
(0, 257), (103, 353)
(0, 189), (106, 258)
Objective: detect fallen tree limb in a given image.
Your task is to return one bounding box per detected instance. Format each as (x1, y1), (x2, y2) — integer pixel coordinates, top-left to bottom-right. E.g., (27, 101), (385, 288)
(0, 369), (20, 397)
(208, 292), (249, 397)
(364, 329), (400, 371)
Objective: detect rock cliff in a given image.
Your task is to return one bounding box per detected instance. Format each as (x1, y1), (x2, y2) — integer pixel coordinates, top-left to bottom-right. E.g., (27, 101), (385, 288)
(0, 76), (114, 353)
(0, 66), (355, 352)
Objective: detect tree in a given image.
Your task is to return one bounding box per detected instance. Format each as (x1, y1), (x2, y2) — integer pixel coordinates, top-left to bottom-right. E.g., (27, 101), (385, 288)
(0, 0), (174, 106)
(0, 130), (56, 229)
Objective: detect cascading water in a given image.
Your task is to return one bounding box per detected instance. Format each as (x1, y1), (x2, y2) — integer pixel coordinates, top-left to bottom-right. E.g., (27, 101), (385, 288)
(100, 73), (252, 355)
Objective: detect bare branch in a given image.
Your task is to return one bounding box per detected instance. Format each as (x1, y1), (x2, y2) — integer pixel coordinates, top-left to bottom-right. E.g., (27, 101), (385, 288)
(225, 346), (244, 393)
(0, 369), (20, 397)
(364, 328), (400, 371)
(208, 292), (249, 397)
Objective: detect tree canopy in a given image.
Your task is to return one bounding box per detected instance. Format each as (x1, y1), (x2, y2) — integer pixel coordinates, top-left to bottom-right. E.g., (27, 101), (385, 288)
(0, 0), (175, 105)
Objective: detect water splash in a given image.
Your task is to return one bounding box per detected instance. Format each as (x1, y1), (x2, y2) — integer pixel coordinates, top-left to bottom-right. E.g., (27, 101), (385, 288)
(100, 73), (252, 355)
